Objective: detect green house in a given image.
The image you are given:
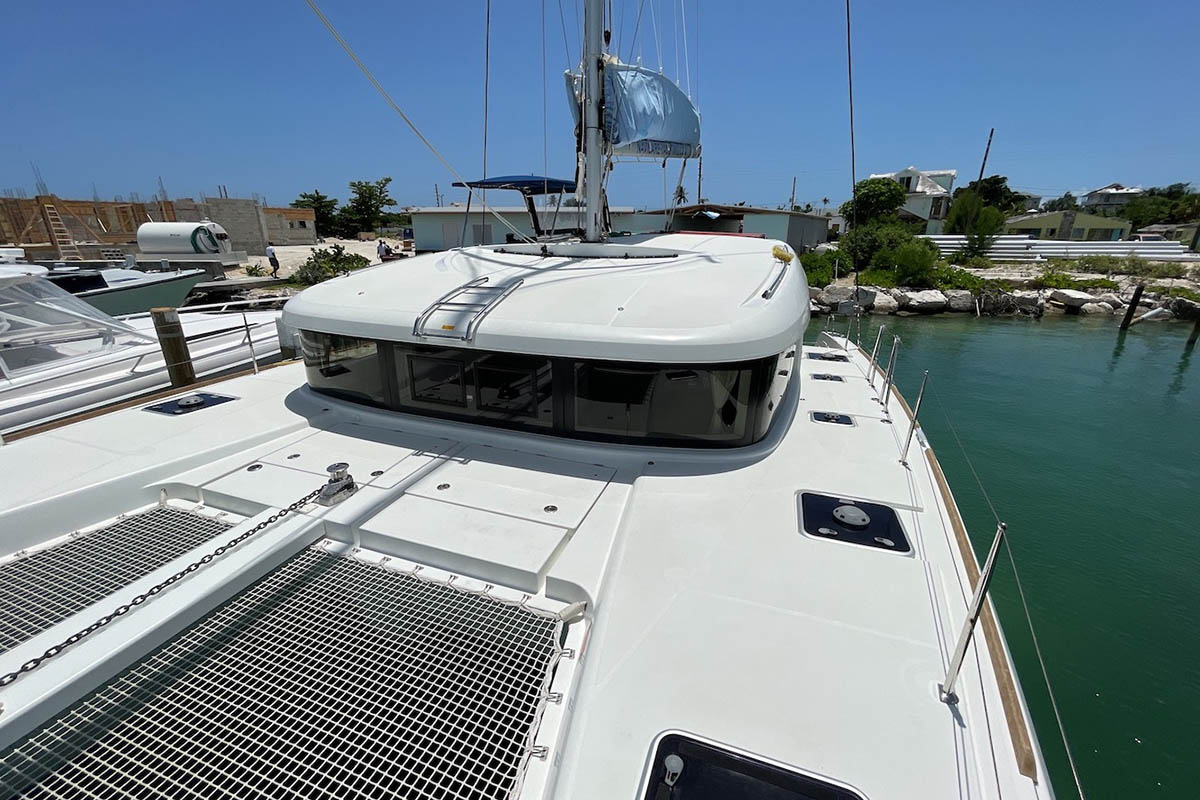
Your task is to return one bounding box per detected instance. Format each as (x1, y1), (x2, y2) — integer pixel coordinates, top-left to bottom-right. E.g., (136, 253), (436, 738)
(1004, 210), (1131, 241)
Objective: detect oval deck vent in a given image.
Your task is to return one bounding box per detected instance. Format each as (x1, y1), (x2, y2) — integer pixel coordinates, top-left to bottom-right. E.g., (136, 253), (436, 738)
(798, 492), (911, 553)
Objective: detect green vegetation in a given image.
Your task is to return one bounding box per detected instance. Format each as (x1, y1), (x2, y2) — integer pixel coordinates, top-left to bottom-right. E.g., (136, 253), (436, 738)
(855, 268), (898, 288)
(1046, 255), (1186, 279)
(930, 264), (988, 292)
(839, 222), (915, 269)
(1113, 183), (1200, 230)
(1029, 268), (1119, 292)
(837, 177), (906, 225)
(952, 255), (995, 269)
(798, 251), (844, 288)
(290, 189), (338, 237)
(873, 239), (939, 286)
(1146, 284), (1200, 302)
(945, 190), (1006, 257)
(1041, 191), (1078, 212)
(293, 244), (370, 286)
(952, 175), (1024, 215)
(292, 178), (398, 239)
(244, 263), (267, 277)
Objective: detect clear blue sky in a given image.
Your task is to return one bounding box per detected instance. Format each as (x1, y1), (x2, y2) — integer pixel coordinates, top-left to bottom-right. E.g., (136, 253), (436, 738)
(2, 0), (1197, 212)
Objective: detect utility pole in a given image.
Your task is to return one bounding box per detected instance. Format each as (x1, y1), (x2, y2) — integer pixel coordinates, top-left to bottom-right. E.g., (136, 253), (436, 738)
(697, 156), (703, 202)
(977, 127), (994, 184)
(789, 177), (797, 210)
(434, 184), (442, 207)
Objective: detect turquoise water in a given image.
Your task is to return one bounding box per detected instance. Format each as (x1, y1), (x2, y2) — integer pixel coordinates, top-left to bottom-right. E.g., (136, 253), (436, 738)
(810, 315), (1199, 799)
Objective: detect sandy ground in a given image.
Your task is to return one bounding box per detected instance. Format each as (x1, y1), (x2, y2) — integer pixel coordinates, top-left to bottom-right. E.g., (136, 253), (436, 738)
(231, 238), (404, 279)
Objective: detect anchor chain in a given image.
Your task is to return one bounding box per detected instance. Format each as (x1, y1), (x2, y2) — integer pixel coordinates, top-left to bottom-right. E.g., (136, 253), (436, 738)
(0, 486), (323, 688)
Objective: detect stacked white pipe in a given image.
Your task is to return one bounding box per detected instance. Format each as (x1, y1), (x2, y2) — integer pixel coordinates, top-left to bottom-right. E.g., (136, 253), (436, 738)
(920, 234), (1200, 262)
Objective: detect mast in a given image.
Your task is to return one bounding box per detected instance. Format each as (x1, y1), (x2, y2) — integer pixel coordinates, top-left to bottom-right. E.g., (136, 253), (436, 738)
(582, 0), (604, 241)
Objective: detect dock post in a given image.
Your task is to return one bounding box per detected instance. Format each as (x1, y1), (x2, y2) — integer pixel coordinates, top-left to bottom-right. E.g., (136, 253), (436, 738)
(1119, 283), (1145, 331)
(1188, 318), (1200, 348)
(942, 522), (1008, 704)
(899, 370), (929, 465)
(866, 325), (885, 386)
(150, 307), (195, 388)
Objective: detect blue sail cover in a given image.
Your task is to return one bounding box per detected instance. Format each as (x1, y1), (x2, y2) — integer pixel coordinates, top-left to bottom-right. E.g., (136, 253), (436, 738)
(566, 63), (701, 159)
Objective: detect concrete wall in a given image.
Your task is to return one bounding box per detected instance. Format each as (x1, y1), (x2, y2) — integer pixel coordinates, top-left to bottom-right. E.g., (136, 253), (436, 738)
(174, 197), (269, 255)
(263, 207), (317, 246)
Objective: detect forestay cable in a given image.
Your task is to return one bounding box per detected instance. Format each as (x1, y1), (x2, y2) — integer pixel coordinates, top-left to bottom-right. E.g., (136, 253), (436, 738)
(302, 0), (534, 244)
(929, 382), (1088, 800)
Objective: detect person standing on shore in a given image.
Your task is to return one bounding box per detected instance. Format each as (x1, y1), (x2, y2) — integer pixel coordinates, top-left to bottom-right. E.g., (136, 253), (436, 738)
(266, 242), (280, 278)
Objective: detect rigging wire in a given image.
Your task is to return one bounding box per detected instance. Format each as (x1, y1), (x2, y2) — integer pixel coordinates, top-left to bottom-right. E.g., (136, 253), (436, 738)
(301, 0), (533, 244)
(626, 0), (647, 63)
(845, 0), (858, 232)
(679, 0), (691, 97)
(929, 382), (1088, 800)
(649, 0), (662, 72)
(671, 0), (679, 83)
(543, 0), (549, 197)
(557, 0), (573, 66)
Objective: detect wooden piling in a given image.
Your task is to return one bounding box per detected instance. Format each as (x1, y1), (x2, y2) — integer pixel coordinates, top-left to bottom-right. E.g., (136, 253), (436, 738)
(1119, 283), (1145, 331)
(150, 307), (195, 388)
(1188, 318), (1200, 348)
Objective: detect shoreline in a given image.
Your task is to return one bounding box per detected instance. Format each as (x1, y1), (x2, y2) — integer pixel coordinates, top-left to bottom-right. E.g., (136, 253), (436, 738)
(811, 274), (1200, 322)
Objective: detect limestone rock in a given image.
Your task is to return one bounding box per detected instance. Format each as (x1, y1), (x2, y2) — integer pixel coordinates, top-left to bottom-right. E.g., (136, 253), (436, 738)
(1049, 288), (1096, 308)
(1079, 302), (1114, 315)
(871, 293), (899, 314)
(1098, 293), (1124, 309)
(944, 289), (975, 312)
(817, 285), (855, 306)
(898, 289), (947, 313)
(1012, 290), (1044, 310)
(853, 286), (878, 309)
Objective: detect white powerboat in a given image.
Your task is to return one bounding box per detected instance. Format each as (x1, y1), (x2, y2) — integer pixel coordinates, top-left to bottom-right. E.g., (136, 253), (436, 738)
(0, 2), (1058, 798)
(0, 265), (282, 437)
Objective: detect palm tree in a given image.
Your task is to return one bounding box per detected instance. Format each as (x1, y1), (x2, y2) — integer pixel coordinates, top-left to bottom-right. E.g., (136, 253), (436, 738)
(821, 196), (831, 212)
(673, 185), (688, 206)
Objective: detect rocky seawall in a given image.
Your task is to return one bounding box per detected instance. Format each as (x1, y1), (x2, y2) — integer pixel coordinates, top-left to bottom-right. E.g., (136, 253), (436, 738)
(812, 284), (1200, 321)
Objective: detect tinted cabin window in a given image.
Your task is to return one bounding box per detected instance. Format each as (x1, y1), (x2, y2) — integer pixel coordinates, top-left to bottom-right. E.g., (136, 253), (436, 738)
(300, 332), (777, 447)
(574, 363), (758, 445)
(300, 331), (386, 406)
(394, 345), (553, 429)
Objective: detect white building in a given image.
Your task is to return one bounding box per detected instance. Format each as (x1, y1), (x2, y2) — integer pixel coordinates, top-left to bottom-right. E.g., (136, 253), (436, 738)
(868, 166), (956, 234)
(1081, 183), (1144, 214)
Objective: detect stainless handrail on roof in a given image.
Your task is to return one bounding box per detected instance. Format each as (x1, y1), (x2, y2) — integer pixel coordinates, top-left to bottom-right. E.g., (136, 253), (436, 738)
(411, 276), (525, 342)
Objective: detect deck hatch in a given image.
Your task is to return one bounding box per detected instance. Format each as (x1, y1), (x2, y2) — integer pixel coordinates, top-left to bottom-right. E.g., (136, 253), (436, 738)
(810, 373), (844, 382)
(0, 547), (565, 800)
(0, 506), (231, 654)
(806, 351), (849, 363)
(799, 493), (911, 553)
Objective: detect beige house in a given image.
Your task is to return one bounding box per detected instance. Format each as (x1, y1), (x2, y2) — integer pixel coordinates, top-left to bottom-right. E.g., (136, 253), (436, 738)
(867, 166), (956, 234)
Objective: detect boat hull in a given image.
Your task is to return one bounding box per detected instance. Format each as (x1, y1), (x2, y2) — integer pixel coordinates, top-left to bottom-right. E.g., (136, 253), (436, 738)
(78, 271), (206, 316)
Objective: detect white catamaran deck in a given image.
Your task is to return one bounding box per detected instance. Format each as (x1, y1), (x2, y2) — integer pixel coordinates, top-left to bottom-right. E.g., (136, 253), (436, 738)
(0, 334), (1049, 799)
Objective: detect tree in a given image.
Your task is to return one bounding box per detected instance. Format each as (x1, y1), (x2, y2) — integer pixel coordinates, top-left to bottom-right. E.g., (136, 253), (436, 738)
(673, 185), (688, 206)
(945, 190), (1005, 257)
(1120, 183), (1198, 229)
(337, 177), (397, 236)
(290, 190), (338, 237)
(1042, 192), (1078, 212)
(953, 175), (1021, 214)
(838, 178), (906, 226)
(838, 221), (915, 268)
